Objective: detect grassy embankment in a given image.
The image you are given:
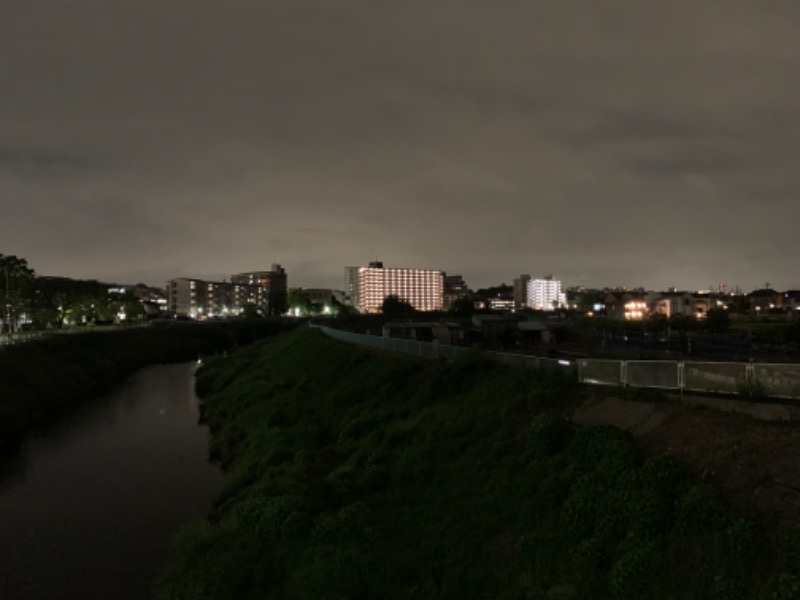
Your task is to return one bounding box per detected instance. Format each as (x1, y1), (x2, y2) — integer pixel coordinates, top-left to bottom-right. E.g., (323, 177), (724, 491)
(0, 320), (296, 450)
(159, 326), (800, 600)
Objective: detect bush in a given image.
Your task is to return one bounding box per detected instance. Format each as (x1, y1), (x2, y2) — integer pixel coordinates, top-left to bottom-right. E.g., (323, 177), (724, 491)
(640, 454), (686, 498)
(674, 484), (728, 535)
(760, 573), (800, 600)
(608, 537), (662, 599)
(526, 412), (572, 460)
(565, 425), (628, 478)
(157, 327), (788, 600)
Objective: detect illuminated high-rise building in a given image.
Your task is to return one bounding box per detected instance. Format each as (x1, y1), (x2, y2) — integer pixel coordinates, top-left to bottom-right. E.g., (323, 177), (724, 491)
(353, 261), (444, 313)
(526, 275), (566, 310)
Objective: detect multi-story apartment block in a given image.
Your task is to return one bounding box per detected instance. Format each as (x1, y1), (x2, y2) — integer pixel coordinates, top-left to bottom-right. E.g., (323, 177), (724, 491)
(443, 274), (470, 310)
(231, 264), (288, 316)
(526, 275), (566, 310)
(513, 274), (531, 308)
(168, 264), (288, 318)
(344, 266), (360, 307)
(352, 261), (444, 313)
(168, 278), (211, 318)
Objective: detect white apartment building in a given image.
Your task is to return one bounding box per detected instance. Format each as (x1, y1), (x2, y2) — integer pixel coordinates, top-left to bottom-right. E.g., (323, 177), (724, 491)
(353, 261), (444, 313)
(526, 276), (567, 310)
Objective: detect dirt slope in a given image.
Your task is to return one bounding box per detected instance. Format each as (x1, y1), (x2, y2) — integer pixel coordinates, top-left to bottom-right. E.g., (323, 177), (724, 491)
(572, 393), (800, 522)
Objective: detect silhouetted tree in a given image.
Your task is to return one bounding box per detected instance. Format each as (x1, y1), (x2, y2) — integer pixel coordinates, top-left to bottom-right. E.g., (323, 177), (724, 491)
(704, 307), (731, 334)
(240, 303), (263, 320)
(29, 276), (111, 328)
(448, 296), (475, 318)
(0, 254), (36, 333)
(475, 284), (512, 298)
(645, 314), (669, 338)
(269, 291), (288, 316)
(381, 295), (415, 318)
(287, 288), (316, 316)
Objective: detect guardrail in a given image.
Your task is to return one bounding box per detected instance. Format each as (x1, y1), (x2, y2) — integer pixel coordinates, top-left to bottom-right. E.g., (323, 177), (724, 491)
(311, 323), (577, 373)
(311, 323), (800, 400)
(0, 324), (152, 346)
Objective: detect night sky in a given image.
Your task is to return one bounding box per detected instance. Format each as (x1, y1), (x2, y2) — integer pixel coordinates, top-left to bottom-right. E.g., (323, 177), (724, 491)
(3, 1), (799, 291)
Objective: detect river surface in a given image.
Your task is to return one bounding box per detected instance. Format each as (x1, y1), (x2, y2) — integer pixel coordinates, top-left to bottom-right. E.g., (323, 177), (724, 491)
(0, 363), (224, 600)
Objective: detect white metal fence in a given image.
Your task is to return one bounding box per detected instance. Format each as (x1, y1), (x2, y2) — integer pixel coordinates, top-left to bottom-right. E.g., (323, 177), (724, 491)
(312, 324), (800, 400)
(0, 324), (152, 346)
(312, 324), (572, 371)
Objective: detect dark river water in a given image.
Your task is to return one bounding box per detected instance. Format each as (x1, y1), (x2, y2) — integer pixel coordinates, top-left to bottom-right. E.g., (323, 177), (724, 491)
(0, 363), (225, 600)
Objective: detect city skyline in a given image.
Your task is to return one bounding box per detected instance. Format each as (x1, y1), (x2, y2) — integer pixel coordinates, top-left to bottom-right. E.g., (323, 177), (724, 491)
(8, 254), (798, 296)
(4, 1), (799, 291)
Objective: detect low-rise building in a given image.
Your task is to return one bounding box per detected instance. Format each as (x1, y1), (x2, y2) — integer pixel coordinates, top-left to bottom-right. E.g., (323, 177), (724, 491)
(489, 297), (515, 311)
(604, 291), (648, 320)
(653, 291), (694, 318)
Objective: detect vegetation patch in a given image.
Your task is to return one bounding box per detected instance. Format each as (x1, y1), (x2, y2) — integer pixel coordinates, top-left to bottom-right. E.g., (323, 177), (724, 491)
(159, 326), (797, 599)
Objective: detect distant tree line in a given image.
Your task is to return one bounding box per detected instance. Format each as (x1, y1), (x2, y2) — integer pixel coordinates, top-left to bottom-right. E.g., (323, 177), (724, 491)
(0, 253), (145, 334)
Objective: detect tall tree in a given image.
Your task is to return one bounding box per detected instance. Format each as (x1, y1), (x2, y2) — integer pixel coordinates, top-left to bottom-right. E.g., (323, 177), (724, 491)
(0, 254), (36, 334)
(29, 276), (110, 328)
(287, 288), (316, 316)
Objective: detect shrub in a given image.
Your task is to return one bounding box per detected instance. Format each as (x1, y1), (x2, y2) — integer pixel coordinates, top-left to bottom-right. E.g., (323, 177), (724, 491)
(235, 494), (303, 538)
(564, 425), (628, 478)
(760, 573), (800, 600)
(674, 484), (728, 535)
(526, 412), (572, 460)
(640, 454), (686, 498)
(775, 525), (800, 574)
(608, 537), (661, 600)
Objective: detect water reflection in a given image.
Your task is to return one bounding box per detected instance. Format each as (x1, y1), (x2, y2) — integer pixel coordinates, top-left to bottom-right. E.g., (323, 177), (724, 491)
(0, 363), (223, 600)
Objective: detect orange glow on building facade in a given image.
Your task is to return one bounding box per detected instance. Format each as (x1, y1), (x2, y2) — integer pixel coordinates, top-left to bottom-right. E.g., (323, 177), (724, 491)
(356, 263), (444, 313)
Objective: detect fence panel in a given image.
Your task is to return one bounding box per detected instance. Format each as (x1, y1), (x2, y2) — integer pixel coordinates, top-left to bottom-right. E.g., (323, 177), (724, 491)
(684, 362), (746, 395)
(314, 324), (800, 401)
(438, 345), (457, 361)
(626, 361), (680, 389)
(754, 364), (800, 399)
(521, 356), (539, 370)
(493, 353), (524, 369)
(540, 358), (574, 372)
(579, 359), (623, 386)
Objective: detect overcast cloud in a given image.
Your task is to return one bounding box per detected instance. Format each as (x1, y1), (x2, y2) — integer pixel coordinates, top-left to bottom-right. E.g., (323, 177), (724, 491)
(2, 0), (799, 291)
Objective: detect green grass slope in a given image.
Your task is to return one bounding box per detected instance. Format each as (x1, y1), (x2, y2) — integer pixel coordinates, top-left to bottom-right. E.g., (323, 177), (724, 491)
(159, 327), (800, 600)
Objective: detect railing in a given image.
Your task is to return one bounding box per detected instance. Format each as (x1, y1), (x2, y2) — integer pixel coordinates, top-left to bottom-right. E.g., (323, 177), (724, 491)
(311, 324), (576, 373)
(311, 323), (800, 400)
(0, 323), (152, 346)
